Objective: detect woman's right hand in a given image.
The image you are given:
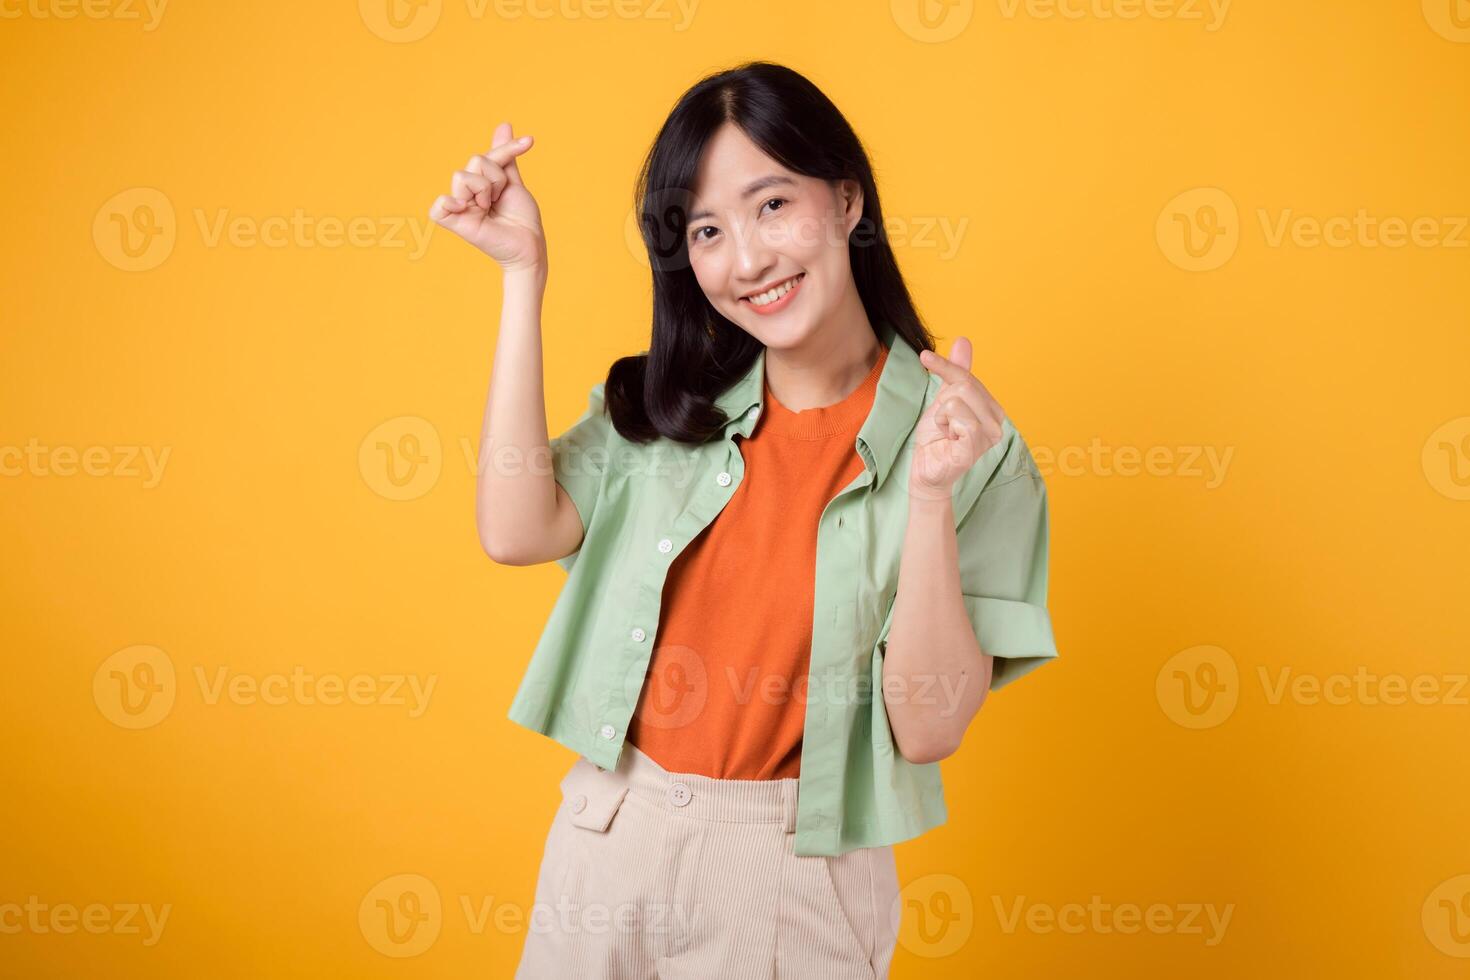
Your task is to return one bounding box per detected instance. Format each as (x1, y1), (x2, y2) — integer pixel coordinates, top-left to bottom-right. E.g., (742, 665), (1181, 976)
(429, 121), (546, 272)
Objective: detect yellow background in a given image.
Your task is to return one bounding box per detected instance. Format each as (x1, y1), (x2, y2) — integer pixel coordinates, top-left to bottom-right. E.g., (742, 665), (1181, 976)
(3, 0), (1468, 975)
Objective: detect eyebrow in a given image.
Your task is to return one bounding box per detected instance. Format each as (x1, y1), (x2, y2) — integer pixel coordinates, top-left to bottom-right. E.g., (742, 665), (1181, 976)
(686, 175), (797, 224)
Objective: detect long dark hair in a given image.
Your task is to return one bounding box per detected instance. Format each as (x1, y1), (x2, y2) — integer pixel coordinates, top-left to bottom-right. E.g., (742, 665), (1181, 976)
(604, 60), (935, 444)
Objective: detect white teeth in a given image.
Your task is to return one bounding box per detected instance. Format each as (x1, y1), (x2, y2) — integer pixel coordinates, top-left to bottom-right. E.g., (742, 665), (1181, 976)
(747, 274), (802, 307)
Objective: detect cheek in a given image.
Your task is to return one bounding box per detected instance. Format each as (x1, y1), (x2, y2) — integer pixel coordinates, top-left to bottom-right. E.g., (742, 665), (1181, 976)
(776, 206), (847, 264)
(689, 252), (724, 298)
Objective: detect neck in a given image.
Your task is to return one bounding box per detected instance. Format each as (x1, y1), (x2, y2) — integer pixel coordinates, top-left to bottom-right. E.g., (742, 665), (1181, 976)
(763, 298), (880, 412)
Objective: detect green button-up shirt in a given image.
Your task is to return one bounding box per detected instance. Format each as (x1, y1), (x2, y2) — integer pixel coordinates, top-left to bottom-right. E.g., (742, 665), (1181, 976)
(507, 319), (1059, 856)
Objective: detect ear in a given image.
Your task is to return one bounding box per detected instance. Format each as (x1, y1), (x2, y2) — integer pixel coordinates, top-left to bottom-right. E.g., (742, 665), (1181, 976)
(838, 178), (865, 237)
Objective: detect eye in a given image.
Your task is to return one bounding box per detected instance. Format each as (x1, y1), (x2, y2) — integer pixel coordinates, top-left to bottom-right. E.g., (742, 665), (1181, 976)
(761, 197), (788, 215)
(689, 225), (718, 245)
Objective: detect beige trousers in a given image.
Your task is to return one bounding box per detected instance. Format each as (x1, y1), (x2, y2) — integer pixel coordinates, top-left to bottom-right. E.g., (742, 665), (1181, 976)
(515, 743), (900, 979)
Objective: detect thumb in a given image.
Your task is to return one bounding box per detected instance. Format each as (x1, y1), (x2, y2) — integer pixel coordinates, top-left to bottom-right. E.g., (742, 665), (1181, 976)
(948, 336), (973, 374)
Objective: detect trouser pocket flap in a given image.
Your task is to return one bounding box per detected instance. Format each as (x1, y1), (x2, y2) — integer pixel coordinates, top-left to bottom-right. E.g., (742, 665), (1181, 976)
(560, 760), (629, 832)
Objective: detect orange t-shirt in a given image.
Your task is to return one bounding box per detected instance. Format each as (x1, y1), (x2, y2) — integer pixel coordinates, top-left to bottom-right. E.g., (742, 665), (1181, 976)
(625, 342), (889, 779)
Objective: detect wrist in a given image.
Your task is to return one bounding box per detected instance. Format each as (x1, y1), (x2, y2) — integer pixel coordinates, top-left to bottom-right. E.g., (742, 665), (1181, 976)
(906, 487), (954, 520)
(502, 259), (548, 289)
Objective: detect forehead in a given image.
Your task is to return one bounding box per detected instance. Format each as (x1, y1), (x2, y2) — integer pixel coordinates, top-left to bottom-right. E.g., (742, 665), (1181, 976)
(689, 122), (799, 210)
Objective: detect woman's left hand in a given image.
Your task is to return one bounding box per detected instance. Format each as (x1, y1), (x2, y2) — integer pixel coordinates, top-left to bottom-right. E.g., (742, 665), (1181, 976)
(909, 337), (1006, 502)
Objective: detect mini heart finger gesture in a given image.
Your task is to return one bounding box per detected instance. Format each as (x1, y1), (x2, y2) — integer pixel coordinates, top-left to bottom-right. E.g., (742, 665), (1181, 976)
(428, 120), (547, 271)
(909, 337), (1006, 502)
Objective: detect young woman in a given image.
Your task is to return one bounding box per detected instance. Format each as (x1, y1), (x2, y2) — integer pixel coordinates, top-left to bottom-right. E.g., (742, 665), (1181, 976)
(430, 61), (1059, 980)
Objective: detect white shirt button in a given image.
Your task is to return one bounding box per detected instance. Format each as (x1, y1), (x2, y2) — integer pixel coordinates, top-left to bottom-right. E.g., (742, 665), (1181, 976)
(716, 471), (732, 486)
(657, 538), (673, 553)
(598, 723), (616, 739)
(668, 782), (692, 807)
(748, 406), (760, 420)
(630, 627), (646, 642)
(570, 793), (588, 813)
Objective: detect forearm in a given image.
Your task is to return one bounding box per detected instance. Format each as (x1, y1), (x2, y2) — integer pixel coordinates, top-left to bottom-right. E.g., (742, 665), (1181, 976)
(881, 493), (992, 763)
(475, 262), (559, 558)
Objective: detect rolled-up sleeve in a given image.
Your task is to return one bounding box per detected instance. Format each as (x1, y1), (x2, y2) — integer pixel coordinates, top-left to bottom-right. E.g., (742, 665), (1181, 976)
(955, 457), (1059, 690)
(550, 382), (611, 572)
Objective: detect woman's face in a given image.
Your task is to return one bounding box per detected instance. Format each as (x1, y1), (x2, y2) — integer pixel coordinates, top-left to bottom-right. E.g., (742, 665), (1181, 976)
(683, 121), (863, 350)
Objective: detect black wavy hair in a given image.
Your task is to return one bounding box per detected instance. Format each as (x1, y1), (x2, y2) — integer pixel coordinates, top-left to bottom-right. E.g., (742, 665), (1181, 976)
(604, 60), (935, 444)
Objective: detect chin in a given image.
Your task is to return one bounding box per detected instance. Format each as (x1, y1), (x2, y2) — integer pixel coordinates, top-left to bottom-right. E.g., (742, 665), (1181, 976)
(739, 306), (822, 347)
(743, 318), (810, 351)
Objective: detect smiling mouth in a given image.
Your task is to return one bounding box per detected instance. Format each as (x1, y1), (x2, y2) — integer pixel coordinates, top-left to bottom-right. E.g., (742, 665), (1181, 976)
(740, 273), (805, 307)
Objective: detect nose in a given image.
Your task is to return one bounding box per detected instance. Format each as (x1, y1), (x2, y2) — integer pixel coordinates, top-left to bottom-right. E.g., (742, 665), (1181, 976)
(730, 213), (776, 289)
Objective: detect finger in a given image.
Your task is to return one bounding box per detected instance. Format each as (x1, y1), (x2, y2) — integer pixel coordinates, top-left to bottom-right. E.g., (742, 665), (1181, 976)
(948, 406), (977, 466)
(932, 350), (1003, 419)
(919, 345), (974, 385)
(488, 120), (532, 187)
(931, 400), (953, 442)
(451, 169), (493, 208)
(944, 393), (1002, 450)
(429, 194), (470, 224)
(466, 155), (508, 185)
(936, 381), (993, 429)
(913, 400), (949, 448)
(945, 397), (983, 442)
(948, 336), (973, 374)
(914, 404), (940, 443)
(465, 155), (508, 207)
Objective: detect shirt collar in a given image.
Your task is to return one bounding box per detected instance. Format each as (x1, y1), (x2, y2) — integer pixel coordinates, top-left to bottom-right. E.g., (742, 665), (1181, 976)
(714, 319), (931, 491)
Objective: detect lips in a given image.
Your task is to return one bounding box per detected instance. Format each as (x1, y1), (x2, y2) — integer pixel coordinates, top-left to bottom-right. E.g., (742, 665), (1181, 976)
(740, 272), (805, 306)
